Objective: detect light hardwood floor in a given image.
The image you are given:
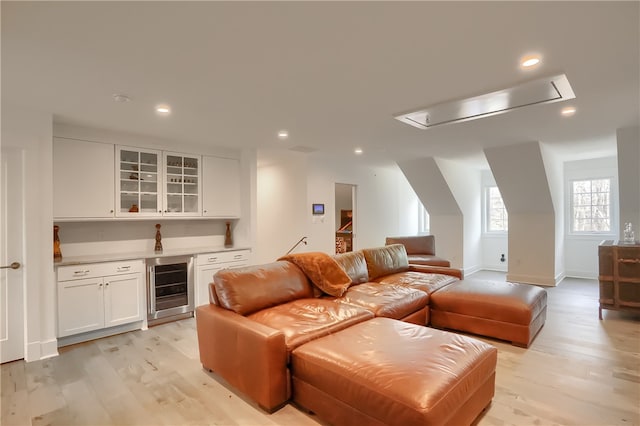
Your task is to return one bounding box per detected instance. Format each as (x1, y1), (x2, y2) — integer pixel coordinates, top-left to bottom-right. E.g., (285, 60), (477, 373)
(2, 272), (639, 425)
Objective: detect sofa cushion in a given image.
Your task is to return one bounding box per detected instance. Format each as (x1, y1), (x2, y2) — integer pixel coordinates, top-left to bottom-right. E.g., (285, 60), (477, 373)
(362, 244), (410, 280)
(407, 254), (451, 268)
(279, 252), (351, 297)
(333, 251), (369, 285)
(336, 282), (428, 320)
(214, 261), (314, 315)
(376, 271), (458, 296)
(248, 299), (374, 352)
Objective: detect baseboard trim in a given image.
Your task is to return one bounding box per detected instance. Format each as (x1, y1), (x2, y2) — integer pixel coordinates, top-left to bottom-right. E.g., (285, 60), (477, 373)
(506, 273), (557, 287)
(463, 265), (481, 276)
(564, 270), (597, 280)
(57, 321), (145, 348)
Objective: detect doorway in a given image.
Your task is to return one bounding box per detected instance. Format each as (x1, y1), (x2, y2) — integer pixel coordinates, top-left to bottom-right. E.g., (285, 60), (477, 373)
(334, 183), (356, 254)
(1, 147), (25, 363)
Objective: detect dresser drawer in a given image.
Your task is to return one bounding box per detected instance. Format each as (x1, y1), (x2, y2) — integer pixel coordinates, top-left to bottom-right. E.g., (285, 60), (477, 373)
(196, 249), (251, 265)
(57, 259), (144, 281)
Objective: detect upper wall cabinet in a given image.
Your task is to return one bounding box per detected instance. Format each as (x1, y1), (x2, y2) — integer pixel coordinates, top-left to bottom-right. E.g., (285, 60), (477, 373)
(53, 138), (115, 219)
(202, 156), (241, 218)
(116, 146), (163, 217)
(54, 140), (240, 220)
(163, 152), (201, 216)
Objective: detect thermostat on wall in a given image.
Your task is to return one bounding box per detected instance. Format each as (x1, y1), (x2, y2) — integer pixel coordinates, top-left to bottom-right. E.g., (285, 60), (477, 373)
(312, 203), (325, 215)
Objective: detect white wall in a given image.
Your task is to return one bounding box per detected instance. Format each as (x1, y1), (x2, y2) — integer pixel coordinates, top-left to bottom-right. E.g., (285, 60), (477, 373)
(541, 143), (566, 282)
(564, 156), (618, 279)
(306, 155), (419, 254)
(485, 142), (557, 285)
(436, 158), (482, 274)
(256, 149), (309, 263)
(255, 150), (419, 263)
(617, 126), (640, 237)
(2, 104), (56, 361)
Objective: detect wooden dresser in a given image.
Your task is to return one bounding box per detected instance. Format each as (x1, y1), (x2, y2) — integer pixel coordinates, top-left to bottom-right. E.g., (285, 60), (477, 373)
(598, 240), (640, 319)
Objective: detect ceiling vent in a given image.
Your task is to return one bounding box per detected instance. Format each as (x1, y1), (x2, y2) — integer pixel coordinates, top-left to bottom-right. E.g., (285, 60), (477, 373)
(394, 74), (575, 129)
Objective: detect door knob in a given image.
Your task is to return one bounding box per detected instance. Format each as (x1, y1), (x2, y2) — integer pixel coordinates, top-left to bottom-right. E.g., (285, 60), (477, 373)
(1, 262), (21, 270)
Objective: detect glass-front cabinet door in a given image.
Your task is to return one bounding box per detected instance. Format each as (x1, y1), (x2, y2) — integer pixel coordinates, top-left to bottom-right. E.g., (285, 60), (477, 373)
(116, 146), (162, 216)
(163, 152), (201, 216)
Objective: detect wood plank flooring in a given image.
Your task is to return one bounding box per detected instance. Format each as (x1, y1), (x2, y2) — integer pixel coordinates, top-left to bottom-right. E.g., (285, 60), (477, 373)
(2, 272), (639, 425)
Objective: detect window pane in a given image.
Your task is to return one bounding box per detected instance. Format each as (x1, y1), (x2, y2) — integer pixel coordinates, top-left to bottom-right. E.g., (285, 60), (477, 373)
(486, 186), (508, 232)
(571, 178), (611, 233)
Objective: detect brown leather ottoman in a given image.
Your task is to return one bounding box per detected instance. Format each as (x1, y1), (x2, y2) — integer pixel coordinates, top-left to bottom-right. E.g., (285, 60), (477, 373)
(291, 317), (497, 426)
(430, 279), (547, 347)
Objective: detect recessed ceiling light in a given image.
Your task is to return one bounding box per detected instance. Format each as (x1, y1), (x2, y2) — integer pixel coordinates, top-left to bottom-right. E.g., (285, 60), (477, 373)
(354, 148), (363, 155)
(155, 105), (171, 115)
(277, 130), (289, 139)
(520, 55), (541, 68)
(561, 106), (576, 116)
(112, 93), (131, 103)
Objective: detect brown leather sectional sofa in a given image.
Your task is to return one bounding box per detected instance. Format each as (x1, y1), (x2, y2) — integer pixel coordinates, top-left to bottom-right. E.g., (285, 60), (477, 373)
(195, 244), (545, 425)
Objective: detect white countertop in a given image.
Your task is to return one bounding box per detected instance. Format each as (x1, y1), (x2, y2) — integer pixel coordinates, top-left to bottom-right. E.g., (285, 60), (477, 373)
(54, 246), (252, 267)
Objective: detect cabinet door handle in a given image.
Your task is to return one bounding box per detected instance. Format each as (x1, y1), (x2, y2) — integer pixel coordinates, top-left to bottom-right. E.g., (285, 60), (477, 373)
(233, 255), (242, 259)
(110, 209), (114, 214)
(117, 266), (131, 272)
(105, 282), (109, 286)
(618, 258), (640, 264)
(208, 257), (217, 262)
(73, 270), (90, 276)
(158, 210), (162, 213)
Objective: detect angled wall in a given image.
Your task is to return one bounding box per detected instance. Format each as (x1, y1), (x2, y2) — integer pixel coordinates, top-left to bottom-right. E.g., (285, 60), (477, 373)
(397, 157), (464, 269)
(485, 141), (558, 285)
(436, 158), (482, 274)
(617, 126), (640, 237)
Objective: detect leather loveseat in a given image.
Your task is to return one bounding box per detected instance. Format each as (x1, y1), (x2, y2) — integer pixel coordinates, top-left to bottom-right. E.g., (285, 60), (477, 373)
(385, 235), (450, 267)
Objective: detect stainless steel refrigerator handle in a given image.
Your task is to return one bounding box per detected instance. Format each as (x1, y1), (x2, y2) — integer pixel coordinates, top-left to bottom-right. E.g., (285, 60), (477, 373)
(148, 265), (156, 315)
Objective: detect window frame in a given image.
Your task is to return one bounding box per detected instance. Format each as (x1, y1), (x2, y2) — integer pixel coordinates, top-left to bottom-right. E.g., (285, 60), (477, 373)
(568, 177), (614, 235)
(483, 185), (508, 234)
(417, 202), (430, 235)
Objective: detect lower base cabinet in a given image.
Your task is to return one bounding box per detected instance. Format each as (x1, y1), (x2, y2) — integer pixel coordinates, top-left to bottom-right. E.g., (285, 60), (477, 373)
(57, 260), (145, 337)
(196, 250), (251, 306)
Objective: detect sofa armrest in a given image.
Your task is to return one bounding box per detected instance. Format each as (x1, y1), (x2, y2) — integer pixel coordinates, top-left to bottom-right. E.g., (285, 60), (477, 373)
(408, 264), (464, 280)
(195, 304), (289, 412)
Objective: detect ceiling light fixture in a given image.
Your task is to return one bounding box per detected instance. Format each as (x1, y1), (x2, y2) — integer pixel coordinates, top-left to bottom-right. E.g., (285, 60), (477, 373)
(395, 74), (575, 129)
(354, 148), (363, 155)
(155, 105), (171, 115)
(520, 54), (542, 69)
(561, 106), (577, 116)
(277, 130), (289, 140)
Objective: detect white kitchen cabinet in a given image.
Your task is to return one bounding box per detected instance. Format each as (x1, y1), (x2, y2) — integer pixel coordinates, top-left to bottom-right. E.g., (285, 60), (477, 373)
(53, 138), (115, 219)
(116, 146), (163, 217)
(57, 259), (145, 338)
(163, 152), (201, 216)
(195, 249), (251, 306)
(202, 156), (241, 218)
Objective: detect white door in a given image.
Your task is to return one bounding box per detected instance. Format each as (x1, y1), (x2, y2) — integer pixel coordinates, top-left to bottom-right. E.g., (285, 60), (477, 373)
(104, 273), (144, 327)
(1, 147), (25, 363)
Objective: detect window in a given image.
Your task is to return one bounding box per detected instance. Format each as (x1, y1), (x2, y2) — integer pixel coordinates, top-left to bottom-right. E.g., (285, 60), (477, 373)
(418, 202), (430, 234)
(486, 186), (508, 232)
(571, 178), (611, 232)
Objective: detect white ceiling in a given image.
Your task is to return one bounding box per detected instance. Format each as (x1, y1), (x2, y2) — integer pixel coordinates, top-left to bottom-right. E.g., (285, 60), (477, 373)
(3, 1), (638, 167)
